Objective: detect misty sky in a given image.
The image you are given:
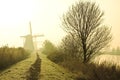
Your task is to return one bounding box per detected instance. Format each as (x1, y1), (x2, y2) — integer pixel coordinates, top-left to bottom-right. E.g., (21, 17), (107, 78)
(0, 0), (119, 49)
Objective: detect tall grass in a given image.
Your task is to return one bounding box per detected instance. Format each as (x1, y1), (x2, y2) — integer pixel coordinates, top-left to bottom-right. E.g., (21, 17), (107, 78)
(0, 46), (30, 70)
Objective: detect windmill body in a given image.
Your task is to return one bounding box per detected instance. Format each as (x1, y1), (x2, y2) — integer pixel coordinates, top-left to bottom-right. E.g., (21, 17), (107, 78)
(21, 22), (44, 52)
(22, 34), (34, 52)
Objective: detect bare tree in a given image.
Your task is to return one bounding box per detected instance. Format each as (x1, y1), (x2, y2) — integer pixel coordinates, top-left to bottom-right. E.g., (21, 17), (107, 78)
(62, 1), (112, 63)
(60, 34), (80, 60)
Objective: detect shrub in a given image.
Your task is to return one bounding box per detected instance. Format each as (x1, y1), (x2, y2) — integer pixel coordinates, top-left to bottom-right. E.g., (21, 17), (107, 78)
(41, 40), (57, 55)
(0, 46), (30, 70)
(75, 63), (120, 80)
(41, 40), (65, 63)
(47, 50), (65, 63)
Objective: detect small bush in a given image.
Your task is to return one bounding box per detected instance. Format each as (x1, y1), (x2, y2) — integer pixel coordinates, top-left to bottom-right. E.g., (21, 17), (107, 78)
(75, 63), (120, 80)
(47, 50), (65, 63)
(0, 46), (30, 70)
(41, 40), (57, 55)
(41, 40), (65, 63)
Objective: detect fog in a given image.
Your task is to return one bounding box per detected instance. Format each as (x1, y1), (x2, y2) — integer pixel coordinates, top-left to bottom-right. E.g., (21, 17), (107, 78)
(0, 0), (119, 49)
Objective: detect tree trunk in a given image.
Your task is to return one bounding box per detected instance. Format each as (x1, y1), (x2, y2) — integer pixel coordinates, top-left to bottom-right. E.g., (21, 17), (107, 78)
(82, 41), (87, 63)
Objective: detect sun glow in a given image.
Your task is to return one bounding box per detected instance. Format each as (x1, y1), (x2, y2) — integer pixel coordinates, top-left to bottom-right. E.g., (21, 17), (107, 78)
(0, 0), (33, 24)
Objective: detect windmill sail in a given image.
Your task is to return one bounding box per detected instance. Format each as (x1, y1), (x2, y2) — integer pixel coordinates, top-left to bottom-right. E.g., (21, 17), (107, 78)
(23, 21), (34, 52)
(29, 21), (32, 35)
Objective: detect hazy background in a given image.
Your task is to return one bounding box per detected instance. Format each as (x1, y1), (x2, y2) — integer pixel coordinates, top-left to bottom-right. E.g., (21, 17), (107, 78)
(0, 0), (119, 49)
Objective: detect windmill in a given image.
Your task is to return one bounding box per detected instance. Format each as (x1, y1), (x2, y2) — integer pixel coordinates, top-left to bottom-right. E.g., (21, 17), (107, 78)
(21, 21), (44, 52)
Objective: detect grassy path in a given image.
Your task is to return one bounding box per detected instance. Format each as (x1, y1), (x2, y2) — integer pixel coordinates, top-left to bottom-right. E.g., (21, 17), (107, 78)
(40, 53), (76, 80)
(0, 53), (36, 80)
(0, 52), (76, 80)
